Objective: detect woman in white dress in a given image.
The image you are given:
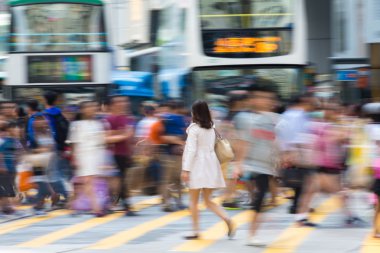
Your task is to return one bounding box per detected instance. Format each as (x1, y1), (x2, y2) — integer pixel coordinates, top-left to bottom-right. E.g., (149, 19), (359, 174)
(181, 100), (235, 240)
(68, 101), (107, 216)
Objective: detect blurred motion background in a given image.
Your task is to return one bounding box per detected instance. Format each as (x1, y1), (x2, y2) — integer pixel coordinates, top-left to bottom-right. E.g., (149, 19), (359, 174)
(0, 0), (377, 109)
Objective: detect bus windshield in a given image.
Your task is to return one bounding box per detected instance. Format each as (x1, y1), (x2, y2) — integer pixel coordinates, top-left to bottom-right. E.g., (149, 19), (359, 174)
(199, 0), (294, 58)
(199, 0), (293, 30)
(10, 3), (106, 52)
(192, 67), (301, 104)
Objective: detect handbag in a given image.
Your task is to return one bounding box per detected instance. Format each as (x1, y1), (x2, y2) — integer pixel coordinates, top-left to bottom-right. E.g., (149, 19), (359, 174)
(214, 128), (235, 164)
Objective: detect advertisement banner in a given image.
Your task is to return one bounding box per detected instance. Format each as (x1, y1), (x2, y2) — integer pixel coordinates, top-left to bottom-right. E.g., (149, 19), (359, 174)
(28, 55), (92, 83)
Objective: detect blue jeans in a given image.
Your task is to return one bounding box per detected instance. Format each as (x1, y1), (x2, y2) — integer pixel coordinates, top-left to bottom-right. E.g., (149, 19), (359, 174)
(34, 181), (51, 209)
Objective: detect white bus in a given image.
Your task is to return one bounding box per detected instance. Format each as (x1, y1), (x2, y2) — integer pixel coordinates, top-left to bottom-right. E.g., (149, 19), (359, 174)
(4, 0), (111, 103)
(157, 0), (307, 105)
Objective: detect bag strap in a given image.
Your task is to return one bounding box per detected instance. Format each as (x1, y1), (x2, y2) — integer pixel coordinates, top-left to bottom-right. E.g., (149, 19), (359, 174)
(214, 128), (222, 140)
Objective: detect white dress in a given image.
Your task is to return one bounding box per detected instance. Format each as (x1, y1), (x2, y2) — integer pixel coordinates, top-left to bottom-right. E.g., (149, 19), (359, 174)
(182, 123), (226, 189)
(68, 120), (107, 177)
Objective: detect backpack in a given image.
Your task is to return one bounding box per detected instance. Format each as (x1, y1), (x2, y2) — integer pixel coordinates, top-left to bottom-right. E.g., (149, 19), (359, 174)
(44, 112), (69, 151)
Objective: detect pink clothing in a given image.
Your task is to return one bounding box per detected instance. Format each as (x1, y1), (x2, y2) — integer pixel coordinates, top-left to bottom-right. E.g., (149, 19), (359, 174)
(314, 123), (344, 170)
(373, 158), (380, 179)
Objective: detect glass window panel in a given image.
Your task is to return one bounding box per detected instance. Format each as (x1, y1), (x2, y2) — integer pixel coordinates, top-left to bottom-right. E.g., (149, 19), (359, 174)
(199, 0), (294, 30)
(10, 4), (106, 52)
(192, 67), (300, 105)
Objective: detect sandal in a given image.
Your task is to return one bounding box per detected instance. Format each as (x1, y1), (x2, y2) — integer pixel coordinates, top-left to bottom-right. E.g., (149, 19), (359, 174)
(226, 219), (236, 239)
(184, 234), (200, 240)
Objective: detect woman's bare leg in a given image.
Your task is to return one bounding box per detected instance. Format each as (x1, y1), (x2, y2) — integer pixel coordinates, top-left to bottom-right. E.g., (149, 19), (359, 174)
(189, 189), (201, 235)
(203, 188), (229, 222)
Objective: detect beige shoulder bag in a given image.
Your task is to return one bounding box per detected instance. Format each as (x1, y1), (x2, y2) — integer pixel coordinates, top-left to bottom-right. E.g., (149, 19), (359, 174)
(214, 128), (235, 164)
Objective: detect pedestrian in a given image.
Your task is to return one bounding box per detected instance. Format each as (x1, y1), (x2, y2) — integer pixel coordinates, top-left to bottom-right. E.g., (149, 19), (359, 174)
(135, 105), (159, 141)
(105, 95), (137, 216)
(372, 156), (380, 238)
(160, 100), (187, 212)
(0, 121), (20, 215)
(42, 91), (70, 204)
(354, 104), (380, 232)
(220, 92), (248, 209)
(181, 100), (235, 240)
(67, 101), (108, 217)
(314, 105), (362, 225)
(233, 83), (279, 246)
(276, 93), (318, 226)
(25, 99), (42, 150)
(24, 114), (56, 215)
(0, 101), (18, 122)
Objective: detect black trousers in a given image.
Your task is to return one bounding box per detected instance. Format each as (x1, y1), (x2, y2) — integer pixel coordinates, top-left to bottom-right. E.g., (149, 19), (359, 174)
(114, 155), (132, 209)
(289, 168), (313, 212)
(251, 174), (270, 212)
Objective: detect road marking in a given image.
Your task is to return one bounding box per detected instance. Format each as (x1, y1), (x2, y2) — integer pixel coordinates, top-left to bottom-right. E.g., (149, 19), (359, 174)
(87, 197), (223, 250)
(16, 205), (33, 211)
(361, 234), (380, 253)
(132, 197), (162, 211)
(172, 196), (289, 252)
(262, 196), (340, 253)
(18, 212), (125, 248)
(0, 210), (71, 236)
(17, 197), (161, 248)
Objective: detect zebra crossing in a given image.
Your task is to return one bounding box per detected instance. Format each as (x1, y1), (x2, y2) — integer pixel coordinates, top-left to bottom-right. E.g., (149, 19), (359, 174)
(0, 193), (378, 253)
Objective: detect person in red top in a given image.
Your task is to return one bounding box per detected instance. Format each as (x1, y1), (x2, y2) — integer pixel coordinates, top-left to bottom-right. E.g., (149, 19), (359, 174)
(106, 95), (136, 216)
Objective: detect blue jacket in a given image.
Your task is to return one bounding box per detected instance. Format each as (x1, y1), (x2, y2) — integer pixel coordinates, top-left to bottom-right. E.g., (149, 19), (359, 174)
(26, 112), (47, 149)
(44, 107), (61, 139)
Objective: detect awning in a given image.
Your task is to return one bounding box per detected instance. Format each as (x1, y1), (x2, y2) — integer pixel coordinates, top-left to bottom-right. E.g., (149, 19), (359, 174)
(112, 71), (154, 97)
(158, 69), (189, 98)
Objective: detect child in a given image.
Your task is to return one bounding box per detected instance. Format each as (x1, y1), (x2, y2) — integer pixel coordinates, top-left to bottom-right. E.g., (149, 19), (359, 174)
(26, 115), (56, 215)
(0, 121), (22, 215)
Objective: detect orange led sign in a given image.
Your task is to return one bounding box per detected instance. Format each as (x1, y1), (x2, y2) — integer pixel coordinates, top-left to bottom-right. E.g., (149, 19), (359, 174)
(213, 36), (282, 53)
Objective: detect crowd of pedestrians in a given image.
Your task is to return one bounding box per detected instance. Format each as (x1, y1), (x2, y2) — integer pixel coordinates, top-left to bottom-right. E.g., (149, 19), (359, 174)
(0, 84), (380, 245)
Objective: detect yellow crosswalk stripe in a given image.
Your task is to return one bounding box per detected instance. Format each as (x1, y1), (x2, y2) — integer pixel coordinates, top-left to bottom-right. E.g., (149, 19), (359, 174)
(361, 234), (380, 253)
(17, 196), (161, 248)
(262, 196), (341, 253)
(174, 211), (251, 252)
(0, 210), (70, 236)
(18, 212), (125, 248)
(87, 197), (223, 250)
(16, 205), (33, 211)
(172, 196), (290, 252)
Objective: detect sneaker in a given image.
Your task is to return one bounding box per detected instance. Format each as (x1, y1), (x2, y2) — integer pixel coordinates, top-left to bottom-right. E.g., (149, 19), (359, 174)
(345, 216), (366, 227)
(162, 206), (176, 212)
(95, 212), (106, 218)
(125, 210), (138, 217)
(288, 206), (297, 214)
(176, 204), (188, 211)
(110, 204), (125, 212)
(297, 219), (318, 227)
(2, 207), (16, 215)
(246, 238), (266, 247)
(184, 234), (200, 240)
(222, 202), (242, 210)
(34, 210), (47, 217)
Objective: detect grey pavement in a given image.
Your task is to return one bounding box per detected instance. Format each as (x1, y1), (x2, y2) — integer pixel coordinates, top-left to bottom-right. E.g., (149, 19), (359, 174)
(0, 192), (378, 253)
